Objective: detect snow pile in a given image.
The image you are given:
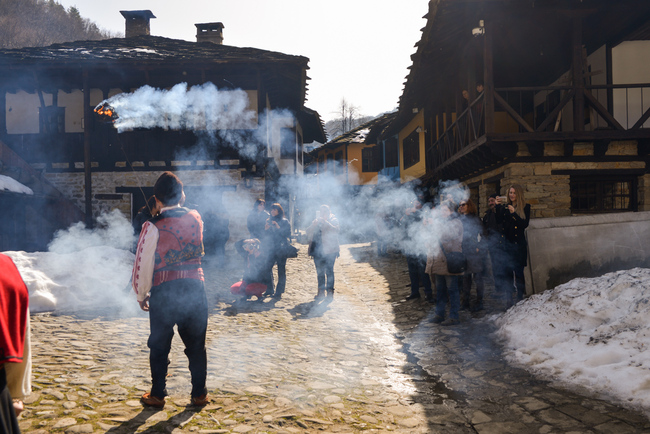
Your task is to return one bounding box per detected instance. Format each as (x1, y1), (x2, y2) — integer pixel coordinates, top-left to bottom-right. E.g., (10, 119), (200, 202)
(495, 268), (650, 413)
(0, 174), (33, 195)
(3, 210), (138, 314)
(5, 247), (135, 314)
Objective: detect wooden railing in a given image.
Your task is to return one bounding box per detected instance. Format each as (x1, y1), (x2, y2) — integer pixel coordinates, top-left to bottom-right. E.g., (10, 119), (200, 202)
(426, 83), (650, 171)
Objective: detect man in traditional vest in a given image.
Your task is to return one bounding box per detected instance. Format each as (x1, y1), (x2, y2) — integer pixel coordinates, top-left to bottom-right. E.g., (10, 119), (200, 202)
(132, 171), (209, 408)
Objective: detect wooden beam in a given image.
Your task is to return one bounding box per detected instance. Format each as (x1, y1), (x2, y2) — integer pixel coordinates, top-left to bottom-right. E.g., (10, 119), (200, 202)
(537, 89), (574, 132)
(483, 18), (495, 134)
(572, 16), (585, 132)
(494, 92), (534, 133)
(632, 105), (650, 130)
(83, 69), (93, 228)
(583, 89), (624, 131)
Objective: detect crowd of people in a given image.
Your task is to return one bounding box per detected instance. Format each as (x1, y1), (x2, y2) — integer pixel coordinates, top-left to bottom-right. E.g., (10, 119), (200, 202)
(380, 184), (531, 325)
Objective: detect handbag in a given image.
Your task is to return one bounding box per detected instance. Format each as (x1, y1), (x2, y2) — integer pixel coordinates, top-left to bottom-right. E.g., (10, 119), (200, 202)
(439, 242), (466, 274)
(282, 242), (299, 259)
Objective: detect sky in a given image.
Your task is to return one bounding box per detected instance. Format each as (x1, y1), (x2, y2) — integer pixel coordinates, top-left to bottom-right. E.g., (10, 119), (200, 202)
(54, 0), (430, 123)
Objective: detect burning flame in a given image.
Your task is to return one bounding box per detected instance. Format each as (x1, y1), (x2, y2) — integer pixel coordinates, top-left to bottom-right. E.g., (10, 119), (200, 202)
(94, 102), (118, 122)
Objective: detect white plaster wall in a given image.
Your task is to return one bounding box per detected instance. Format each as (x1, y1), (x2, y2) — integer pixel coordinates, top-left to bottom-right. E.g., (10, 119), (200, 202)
(6, 91), (47, 134)
(612, 40), (650, 128)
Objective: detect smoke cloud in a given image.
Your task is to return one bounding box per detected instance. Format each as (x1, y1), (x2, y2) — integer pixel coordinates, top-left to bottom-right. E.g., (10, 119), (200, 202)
(99, 82), (256, 133)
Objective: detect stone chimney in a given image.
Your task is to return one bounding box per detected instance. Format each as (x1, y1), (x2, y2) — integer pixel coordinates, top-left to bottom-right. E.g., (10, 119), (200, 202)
(195, 23), (224, 44)
(120, 10), (156, 38)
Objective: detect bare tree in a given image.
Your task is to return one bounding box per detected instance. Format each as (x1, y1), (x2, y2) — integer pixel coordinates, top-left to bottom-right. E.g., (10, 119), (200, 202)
(325, 98), (373, 140)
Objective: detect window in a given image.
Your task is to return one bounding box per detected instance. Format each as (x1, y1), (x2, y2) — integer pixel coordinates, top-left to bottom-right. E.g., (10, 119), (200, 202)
(403, 129), (420, 169)
(39, 106), (65, 133)
(385, 136), (398, 168)
(318, 155), (324, 173)
(362, 147), (380, 172)
(280, 128), (295, 158)
(326, 154), (334, 173)
(334, 151), (343, 175)
(570, 175), (637, 213)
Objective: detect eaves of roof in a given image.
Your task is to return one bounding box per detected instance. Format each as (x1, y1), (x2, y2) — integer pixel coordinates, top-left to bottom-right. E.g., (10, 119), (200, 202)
(0, 35), (309, 67)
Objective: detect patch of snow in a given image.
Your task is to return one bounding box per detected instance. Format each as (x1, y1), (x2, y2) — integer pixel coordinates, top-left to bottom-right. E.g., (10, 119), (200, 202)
(495, 268), (650, 416)
(0, 174), (33, 195)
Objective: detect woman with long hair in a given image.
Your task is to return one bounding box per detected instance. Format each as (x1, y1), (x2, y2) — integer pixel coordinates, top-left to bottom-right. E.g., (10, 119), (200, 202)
(458, 198), (486, 311)
(496, 184), (531, 308)
(261, 203), (291, 298)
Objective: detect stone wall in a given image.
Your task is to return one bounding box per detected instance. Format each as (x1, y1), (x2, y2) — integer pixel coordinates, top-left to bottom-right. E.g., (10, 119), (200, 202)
(43, 169), (265, 245)
(465, 140), (647, 218)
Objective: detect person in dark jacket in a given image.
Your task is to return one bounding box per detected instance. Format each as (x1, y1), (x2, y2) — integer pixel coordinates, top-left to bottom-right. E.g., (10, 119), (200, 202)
(261, 203), (291, 298)
(458, 198), (486, 311)
(496, 184), (531, 308)
(132, 196), (159, 252)
(247, 199), (269, 240)
(401, 199), (434, 303)
(482, 193), (506, 296)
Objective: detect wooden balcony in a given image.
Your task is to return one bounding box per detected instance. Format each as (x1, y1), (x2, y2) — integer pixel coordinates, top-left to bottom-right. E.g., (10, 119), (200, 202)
(426, 83), (650, 181)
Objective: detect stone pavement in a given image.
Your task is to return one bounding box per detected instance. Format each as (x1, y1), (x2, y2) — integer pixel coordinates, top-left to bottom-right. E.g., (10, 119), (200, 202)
(17, 242), (650, 433)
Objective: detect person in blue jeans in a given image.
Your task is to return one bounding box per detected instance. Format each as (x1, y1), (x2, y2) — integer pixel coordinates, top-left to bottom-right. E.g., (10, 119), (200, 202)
(426, 201), (464, 325)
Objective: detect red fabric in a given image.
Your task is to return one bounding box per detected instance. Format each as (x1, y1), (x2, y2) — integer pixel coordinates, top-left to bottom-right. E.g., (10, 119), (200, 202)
(0, 254), (28, 365)
(153, 209), (204, 285)
(153, 269), (204, 286)
(230, 281), (266, 297)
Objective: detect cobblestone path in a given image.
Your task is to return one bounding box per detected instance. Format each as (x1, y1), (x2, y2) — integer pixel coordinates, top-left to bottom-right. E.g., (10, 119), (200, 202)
(18, 243), (650, 433)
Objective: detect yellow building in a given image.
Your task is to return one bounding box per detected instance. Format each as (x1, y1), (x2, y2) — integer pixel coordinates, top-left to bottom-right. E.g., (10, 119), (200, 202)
(309, 112), (397, 186)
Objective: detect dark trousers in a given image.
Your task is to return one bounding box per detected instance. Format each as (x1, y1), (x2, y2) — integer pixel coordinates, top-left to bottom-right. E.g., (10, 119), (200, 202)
(314, 253), (337, 291)
(435, 275), (460, 320)
(148, 278), (208, 398)
(406, 255), (433, 297)
(267, 254), (287, 295)
(0, 368), (20, 434)
(461, 272), (485, 307)
(501, 243), (527, 304)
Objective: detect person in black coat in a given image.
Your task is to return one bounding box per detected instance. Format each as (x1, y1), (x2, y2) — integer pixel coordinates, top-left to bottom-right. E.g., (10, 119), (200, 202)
(401, 198), (434, 303)
(261, 203), (291, 298)
(495, 184), (531, 308)
(458, 198), (486, 311)
(482, 193), (506, 297)
(247, 199), (269, 240)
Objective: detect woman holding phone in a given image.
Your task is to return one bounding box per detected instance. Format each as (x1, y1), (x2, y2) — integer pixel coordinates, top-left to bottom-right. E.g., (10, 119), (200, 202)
(495, 184), (531, 309)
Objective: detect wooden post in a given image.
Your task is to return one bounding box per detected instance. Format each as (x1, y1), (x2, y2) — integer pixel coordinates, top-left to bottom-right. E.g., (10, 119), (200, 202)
(572, 15), (584, 132)
(83, 69), (93, 228)
(483, 18), (495, 134)
(0, 89), (6, 135)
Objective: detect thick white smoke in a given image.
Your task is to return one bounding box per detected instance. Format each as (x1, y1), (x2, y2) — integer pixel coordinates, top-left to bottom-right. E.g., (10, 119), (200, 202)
(99, 82), (256, 133)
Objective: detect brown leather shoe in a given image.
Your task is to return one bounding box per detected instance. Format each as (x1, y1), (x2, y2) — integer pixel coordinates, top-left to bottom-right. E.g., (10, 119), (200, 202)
(141, 392), (165, 408)
(191, 394), (210, 406)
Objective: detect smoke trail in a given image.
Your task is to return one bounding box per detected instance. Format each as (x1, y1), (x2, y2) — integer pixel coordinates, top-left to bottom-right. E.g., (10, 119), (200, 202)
(98, 82), (256, 133)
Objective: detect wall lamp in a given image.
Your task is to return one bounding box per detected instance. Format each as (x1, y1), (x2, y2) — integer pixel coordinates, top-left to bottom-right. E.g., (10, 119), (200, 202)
(472, 20), (485, 36)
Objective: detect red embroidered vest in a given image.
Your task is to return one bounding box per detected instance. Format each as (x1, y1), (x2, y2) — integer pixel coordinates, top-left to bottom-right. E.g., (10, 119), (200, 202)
(152, 208), (204, 285)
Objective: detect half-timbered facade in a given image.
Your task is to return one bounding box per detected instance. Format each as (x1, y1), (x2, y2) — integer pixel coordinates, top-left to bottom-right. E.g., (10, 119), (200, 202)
(384, 0), (650, 217)
(0, 11), (325, 248)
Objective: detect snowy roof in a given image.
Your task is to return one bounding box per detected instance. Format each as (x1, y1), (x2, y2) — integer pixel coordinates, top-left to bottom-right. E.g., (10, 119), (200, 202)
(0, 174), (33, 195)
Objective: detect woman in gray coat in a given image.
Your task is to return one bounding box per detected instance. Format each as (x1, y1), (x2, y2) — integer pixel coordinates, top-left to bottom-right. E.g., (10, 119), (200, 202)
(306, 205), (340, 300)
(426, 201), (464, 325)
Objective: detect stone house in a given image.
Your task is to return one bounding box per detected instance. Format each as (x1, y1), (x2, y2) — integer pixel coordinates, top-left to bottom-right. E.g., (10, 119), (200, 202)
(0, 10), (325, 250)
(382, 0), (650, 218)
